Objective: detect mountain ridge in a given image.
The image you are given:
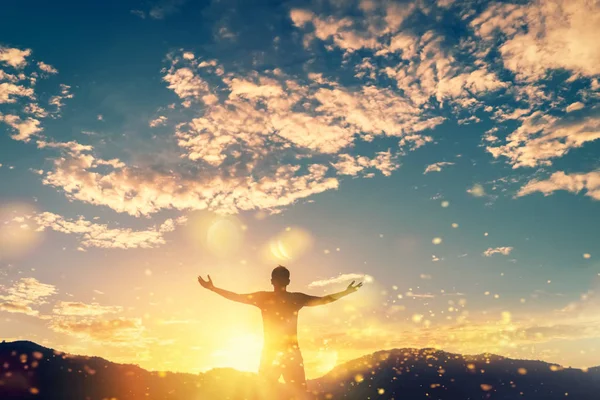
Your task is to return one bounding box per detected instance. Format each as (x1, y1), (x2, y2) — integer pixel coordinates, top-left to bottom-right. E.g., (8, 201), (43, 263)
(1, 340), (599, 399)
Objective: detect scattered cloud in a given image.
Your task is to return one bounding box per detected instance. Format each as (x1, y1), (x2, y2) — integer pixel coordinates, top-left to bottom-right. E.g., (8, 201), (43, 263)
(308, 273), (373, 288)
(52, 301), (123, 316)
(406, 292), (435, 299)
(486, 113), (600, 169)
(37, 61), (58, 74)
(0, 82), (34, 104)
(471, 0), (600, 81)
(28, 212), (188, 250)
(483, 247), (514, 257)
(0, 114), (42, 141)
(149, 115), (168, 127)
(517, 171), (600, 201)
(331, 151), (399, 177)
(1, 46), (73, 144)
(49, 317), (147, 344)
(41, 140), (339, 215)
(566, 102), (585, 113)
(0, 46), (31, 68)
(0, 278), (57, 316)
(48, 84), (74, 112)
(424, 162), (455, 174)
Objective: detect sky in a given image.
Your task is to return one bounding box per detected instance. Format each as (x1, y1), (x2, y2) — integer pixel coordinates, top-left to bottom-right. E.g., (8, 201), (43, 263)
(0, 0), (599, 379)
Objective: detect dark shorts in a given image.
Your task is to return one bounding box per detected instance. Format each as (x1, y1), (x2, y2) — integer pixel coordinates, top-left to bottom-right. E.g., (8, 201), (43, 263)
(259, 345), (306, 388)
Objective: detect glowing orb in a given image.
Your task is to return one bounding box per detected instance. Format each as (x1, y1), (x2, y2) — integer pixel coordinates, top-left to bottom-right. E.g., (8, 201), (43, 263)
(206, 217), (244, 258)
(265, 227), (313, 262)
(468, 183), (485, 197)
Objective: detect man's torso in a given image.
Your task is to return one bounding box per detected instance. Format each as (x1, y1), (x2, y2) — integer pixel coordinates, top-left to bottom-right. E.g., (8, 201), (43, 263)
(254, 291), (307, 350)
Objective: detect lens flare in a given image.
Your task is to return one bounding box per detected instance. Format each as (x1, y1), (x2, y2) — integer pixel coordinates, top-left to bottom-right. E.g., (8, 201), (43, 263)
(206, 217), (244, 258)
(0, 203), (42, 259)
(264, 227), (313, 262)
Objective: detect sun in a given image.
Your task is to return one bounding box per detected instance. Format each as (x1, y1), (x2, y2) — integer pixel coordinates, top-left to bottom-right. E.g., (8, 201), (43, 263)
(210, 333), (263, 372)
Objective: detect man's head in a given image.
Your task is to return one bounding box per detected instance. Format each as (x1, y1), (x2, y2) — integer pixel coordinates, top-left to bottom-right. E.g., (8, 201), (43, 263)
(271, 265), (290, 289)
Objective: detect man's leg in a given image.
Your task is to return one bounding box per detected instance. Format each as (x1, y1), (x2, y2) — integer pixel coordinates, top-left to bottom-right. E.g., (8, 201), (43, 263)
(281, 347), (309, 399)
(258, 350), (282, 394)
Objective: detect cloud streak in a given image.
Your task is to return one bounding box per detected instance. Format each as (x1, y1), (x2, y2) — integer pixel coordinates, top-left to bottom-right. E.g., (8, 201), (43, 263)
(424, 162), (455, 174)
(518, 171), (600, 201)
(28, 212), (188, 250)
(0, 278), (57, 316)
(308, 273), (373, 288)
(483, 247), (514, 257)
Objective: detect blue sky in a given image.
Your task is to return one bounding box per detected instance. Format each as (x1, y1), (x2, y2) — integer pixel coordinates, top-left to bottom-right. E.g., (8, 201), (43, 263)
(1, 0), (599, 376)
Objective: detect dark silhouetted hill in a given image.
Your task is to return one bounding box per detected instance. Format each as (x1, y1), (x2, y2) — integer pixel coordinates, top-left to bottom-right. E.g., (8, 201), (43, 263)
(0, 340), (268, 399)
(311, 348), (600, 399)
(2, 341), (599, 399)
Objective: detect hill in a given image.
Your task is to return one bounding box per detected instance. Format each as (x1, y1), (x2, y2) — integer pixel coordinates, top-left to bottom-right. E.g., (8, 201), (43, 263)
(1, 341), (599, 399)
(311, 348), (600, 399)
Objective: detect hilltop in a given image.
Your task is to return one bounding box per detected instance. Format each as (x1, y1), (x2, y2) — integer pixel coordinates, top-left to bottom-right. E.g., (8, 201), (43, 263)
(1, 341), (599, 399)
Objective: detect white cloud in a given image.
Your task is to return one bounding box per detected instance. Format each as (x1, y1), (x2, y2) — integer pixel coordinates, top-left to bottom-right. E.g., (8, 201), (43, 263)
(472, 0), (600, 81)
(23, 103), (49, 118)
(290, 6), (506, 108)
(566, 102), (585, 113)
(0, 278), (57, 316)
(37, 139), (93, 153)
(29, 212), (187, 250)
(308, 273), (373, 288)
(19, 0), (600, 217)
(149, 115), (168, 127)
(424, 161), (455, 174)
(517, 171), (600, 201)
(0, 46), (31, 68)
(34, 51), (445, 216)
(0, 82), (34, 104)
(0, 114), (42, 142)
(332, 150), (399, 177)
(1, 50), (72, 146)
(37, 61), (58, 74)
(171, 59), (444, 165)
(486, 113), (600, 169)
(41, 141), (340, 215)
(290, 9), (315, 28)
(483, 247), (514, 257)
(48, 84), (73, 112)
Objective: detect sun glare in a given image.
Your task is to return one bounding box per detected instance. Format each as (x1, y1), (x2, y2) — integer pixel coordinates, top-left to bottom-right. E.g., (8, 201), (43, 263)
(210, 333), (263, 372)
(0, 203), (42, 259)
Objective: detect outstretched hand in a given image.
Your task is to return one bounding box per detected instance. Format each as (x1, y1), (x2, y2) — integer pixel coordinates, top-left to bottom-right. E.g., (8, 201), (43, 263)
(346, 280), (363, 293)
(198, 275), (215, 291)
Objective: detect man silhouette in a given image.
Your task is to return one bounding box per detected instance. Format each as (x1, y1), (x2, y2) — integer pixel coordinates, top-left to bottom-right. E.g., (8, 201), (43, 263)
(198, 265), (362, 396)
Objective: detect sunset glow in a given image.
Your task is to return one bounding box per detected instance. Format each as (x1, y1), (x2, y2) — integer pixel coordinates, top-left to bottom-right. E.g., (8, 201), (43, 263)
(1, 0), (600, 386)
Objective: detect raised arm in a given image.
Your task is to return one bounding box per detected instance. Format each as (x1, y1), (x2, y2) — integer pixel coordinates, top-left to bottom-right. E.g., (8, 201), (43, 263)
(198, 275), (261, 306)
(301, 281), (363, 307)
